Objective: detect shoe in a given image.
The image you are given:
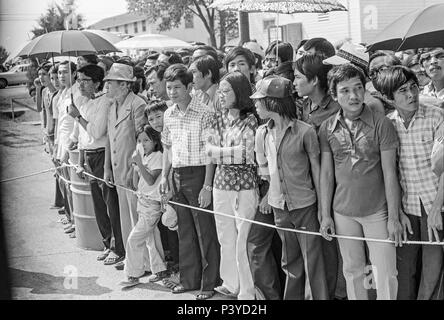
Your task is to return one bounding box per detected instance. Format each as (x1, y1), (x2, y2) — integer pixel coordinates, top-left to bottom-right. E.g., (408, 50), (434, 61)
(63, 223), (73, 230)
(58, 208), (66, 215)
(97, 248), (111, 261)
(171, 284), (187, 294)
(148, 270), (170, 283)
(119, 277), (140, 288)
(64, 225), (75, 234)
(162, 272), (180, 289)
(114, 261), (125, 270)
(104, 253), (124, 265)
(50, 205), (63, 210)
(69, 232), (76, 238)
(196, 291), (215, 300)
(214, 286), (237, 298)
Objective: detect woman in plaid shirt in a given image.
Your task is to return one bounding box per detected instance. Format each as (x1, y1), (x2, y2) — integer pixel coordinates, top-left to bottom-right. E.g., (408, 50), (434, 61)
(206, 71), (259, 300)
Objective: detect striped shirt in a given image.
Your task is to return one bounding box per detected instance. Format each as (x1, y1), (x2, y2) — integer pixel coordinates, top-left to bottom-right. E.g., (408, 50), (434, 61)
(388, 104), (444, 217)
(161, 96), (214, 168)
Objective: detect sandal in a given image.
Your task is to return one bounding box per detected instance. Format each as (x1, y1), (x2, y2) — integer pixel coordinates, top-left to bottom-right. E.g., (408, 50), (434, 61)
(171, 284), (187, 294)
(97, 249), (111, 261)
(104, 253), (124, 265)
(69, 232), (76, 238)
(149, 270), (170, 283)
(214, 285), (237, 298)
(196, 291), (215, 300)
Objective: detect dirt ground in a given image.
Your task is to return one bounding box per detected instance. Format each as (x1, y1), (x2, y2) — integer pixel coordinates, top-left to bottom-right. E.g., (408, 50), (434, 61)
(0, 110), (229, 300)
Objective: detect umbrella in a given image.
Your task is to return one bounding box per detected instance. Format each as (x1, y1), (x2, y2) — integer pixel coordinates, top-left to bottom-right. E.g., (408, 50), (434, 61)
(210, 0), (347, 61)
(16, 29), (120, 60)
(210, 0), (347, 14)
(367, 4), (444, 52)
(114, 33), (193, 51)
(83, 29), (129, 44)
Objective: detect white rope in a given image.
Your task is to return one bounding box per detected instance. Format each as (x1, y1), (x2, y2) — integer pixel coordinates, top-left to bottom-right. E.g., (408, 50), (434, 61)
(4, 163), (444, 246)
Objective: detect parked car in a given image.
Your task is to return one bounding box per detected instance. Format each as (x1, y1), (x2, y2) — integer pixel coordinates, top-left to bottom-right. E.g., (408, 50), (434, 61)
(0, 63), (32, 89)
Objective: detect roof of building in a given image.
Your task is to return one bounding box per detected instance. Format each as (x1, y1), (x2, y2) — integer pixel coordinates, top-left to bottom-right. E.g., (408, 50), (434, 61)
(88, 12), (147, 30)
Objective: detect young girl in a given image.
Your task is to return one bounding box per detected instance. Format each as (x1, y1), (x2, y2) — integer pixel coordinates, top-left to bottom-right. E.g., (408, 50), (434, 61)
(120, 125), (169, 287)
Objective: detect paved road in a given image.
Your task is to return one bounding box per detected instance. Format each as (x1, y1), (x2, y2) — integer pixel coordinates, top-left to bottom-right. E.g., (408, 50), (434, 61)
(0, 85), (29, 100)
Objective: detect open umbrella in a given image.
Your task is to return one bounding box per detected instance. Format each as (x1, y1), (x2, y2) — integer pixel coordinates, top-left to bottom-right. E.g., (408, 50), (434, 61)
(367, 4), (444, 52)
(114, 33), (192, 51)
(16, 29), (120, 60)
(210, 0), (347, 60)
(83, 29), (129, 44)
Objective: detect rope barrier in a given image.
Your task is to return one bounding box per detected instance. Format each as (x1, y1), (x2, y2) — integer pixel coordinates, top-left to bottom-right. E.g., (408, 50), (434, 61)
(3, 163), (444, 246)
(0, 168), (56, 183)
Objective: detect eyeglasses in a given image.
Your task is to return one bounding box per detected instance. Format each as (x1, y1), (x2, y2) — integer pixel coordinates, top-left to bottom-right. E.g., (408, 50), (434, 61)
(77, 78), (94, 84)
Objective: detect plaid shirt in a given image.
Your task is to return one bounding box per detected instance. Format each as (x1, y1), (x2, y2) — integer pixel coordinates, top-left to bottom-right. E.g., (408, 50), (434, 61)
(161, 96), (214, 168)
(388, 104), (444, 217)
(422, 81), (444, 101)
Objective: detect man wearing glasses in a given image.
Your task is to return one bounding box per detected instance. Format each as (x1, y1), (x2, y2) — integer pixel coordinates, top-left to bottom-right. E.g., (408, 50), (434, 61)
(421, 48), (444, 102)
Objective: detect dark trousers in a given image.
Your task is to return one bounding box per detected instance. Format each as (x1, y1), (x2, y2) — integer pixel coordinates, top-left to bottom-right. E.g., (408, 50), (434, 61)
(56, 161), (72, 221)
(84, 150), (124, 257)
(273, 203), (329, 300)
(396, 201), (444, 300)
(247, 209), (284, 300)
(172, 166), (220, 292)
(158, 222), (179, 266)
(54, 176), (64, 208)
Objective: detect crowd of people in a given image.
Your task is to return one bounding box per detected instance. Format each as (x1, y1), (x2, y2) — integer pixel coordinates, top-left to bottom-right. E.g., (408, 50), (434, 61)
(33, 37), (444, 300)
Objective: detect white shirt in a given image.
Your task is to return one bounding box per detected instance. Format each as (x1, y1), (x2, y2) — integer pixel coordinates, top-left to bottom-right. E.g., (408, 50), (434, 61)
(55, 83), (87, 159)
(70, 94), (112, 150)
(137, 151), (163, 201)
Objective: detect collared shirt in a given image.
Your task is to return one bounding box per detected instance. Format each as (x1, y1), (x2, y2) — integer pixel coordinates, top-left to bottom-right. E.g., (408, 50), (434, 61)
(208, 112), (258, 191)
(388, 104), (444, 217)
(319, 104), (399, 217)
(70, 94), (112, 150)
(422, 81), (444, 101)
(256, 119), (319, 210)
(194, 83), (221, 112)
(161, 95), (214, 168)
(300, 94), (341, 132)
(55, 83), (88, 159)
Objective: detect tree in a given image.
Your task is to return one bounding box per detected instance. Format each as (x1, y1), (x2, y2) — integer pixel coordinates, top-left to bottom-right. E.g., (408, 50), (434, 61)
(0, 46), (9, 66)
(31, 3), (84, 38)
(126, 0), (238, 49)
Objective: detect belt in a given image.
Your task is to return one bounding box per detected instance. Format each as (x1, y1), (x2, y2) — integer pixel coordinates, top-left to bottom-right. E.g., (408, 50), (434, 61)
(173, 165), (205, 174)
(84, 148), (105, 154)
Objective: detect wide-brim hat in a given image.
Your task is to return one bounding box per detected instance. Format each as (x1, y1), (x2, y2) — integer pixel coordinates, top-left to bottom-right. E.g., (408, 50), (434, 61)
(323, 42), (369, 72)
(161, 204), (178, 231)
(103, 62), (136, 82)
(250, 75), (292, 99)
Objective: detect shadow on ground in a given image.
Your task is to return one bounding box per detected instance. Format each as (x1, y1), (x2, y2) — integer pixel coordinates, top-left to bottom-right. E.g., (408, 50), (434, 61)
(10, 268), (113, 296)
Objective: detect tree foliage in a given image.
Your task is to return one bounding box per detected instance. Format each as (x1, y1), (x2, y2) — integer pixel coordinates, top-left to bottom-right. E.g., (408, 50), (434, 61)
(0, 46), (9, 66)
(126, 0), (238, 49)
(31, 4), (84, 38)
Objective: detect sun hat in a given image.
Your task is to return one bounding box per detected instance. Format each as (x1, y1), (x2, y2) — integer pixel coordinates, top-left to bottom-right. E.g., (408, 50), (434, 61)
(103, 63), (136, 82)
(243, 41), (265, 59)
(323, 42), (369, 72)
(161, 204), (178, 231)
(250, 75), (292, 99)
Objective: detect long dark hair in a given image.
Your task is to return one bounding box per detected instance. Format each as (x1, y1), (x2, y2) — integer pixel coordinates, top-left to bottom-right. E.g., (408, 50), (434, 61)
(221, 71), (258, 121)
(136, 125), (163, 153)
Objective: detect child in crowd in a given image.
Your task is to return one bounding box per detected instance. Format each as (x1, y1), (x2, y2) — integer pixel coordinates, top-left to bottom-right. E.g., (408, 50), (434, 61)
(120, 125), (170, 287)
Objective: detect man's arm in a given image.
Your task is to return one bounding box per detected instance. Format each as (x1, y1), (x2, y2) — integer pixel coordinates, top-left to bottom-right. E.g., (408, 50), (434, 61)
(159, 145), (172, 195)
(103, 138), (114, 187)
(320, 151), (336, 240)
(428, 172), (444, 242)
(381, 149), (403, 246)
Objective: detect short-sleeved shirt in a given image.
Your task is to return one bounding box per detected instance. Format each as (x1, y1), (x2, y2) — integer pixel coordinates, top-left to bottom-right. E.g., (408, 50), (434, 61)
(300, 94), (340, 133)
(319, 104), (399, 217)
(194, 83), (221, 112)
(422, 81), (444, 101)
(208, 112), (258, 191)
(388, 103), (444, 217)
(137, 151), (163, 202)
(256, 119), (319, 210)
(161, 96), (214, 168)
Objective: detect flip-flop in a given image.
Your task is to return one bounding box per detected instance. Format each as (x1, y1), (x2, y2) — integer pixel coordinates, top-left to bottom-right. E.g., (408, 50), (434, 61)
(171, 284), (187, 294)
(214, 286), (237, 298)
(195, 291), (215, 300)
(97, 249), (111, 261)
(104, 254), (124, 265)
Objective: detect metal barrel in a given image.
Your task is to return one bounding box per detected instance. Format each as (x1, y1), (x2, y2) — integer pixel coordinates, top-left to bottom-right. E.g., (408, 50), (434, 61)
(69, 150), (103, 251)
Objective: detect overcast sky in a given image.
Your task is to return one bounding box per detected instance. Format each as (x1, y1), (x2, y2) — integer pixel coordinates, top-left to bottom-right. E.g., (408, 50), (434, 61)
(0, 0), (128, 55)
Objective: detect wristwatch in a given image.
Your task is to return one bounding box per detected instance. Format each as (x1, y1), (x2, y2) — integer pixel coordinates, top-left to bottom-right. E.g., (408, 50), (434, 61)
(203, 184), (213, 192)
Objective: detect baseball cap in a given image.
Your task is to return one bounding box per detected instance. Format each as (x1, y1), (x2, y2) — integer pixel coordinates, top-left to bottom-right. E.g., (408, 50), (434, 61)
(250, 76), (292, 99)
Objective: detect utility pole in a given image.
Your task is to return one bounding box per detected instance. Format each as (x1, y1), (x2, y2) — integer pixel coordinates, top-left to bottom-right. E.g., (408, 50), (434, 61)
(238, 11), (250, 45)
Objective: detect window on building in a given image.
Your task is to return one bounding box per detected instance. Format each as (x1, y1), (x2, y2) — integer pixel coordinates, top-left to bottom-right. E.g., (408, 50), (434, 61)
(184, 15), (194, 29)
(134, 22), (138, 33)
(263, 19), (276, 31)
(124, 24), (128, 34)
(142, 20), (147, 32)
(318, 13), (329, 22)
